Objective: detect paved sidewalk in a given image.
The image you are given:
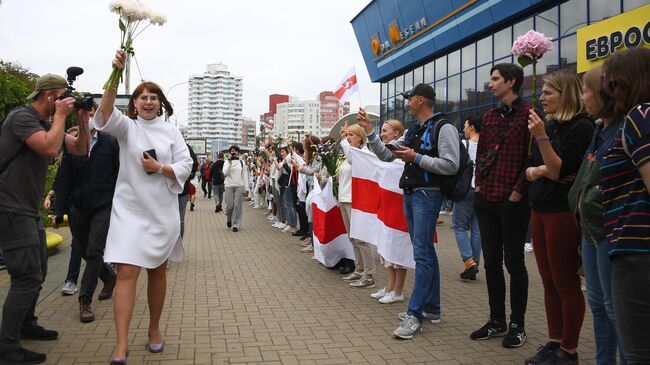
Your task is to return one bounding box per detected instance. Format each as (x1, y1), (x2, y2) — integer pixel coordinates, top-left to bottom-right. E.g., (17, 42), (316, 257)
(0, 198), (596, 364)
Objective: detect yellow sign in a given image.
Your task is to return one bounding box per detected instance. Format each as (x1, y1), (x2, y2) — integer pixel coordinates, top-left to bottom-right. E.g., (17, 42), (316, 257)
(577, 3), (650, 73)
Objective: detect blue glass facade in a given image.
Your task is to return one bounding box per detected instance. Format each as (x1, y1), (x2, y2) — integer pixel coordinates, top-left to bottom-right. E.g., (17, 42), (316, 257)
(352, 0), (649, 126)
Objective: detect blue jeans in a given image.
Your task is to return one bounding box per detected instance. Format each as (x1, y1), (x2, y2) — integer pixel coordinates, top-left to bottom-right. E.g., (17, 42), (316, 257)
(582, 236), (625, 365)
(283, 188), (297, 227)
(452, 188), (481, 264)
(404, 187), (444, 322)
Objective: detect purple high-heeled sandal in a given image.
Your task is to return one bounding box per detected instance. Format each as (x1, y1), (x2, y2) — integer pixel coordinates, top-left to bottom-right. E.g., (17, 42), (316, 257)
(109, 350), (129, 364)
(146, 335), (164, 353)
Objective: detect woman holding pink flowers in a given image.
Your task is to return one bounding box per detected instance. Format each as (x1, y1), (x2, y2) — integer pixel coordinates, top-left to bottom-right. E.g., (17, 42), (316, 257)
(524, 70), (594, 365)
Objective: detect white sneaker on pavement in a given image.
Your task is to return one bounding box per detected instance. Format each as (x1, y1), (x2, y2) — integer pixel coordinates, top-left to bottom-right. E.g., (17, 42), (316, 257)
(379, 291), (404, 304)
(61, 281), (78, 296)
(370, 288), (388, 299)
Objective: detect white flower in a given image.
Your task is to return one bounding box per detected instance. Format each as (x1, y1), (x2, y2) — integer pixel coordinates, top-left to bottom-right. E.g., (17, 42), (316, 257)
(148, 11), (167, 26)
(109, 0), (135, 14)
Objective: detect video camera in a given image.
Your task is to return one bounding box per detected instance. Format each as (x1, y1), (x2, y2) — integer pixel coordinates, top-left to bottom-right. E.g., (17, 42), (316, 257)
(57, 67), (94, 111)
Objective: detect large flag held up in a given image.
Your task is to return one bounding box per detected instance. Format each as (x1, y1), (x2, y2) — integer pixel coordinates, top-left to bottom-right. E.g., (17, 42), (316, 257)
(311, 177), (355, 267)
(333, 67), (359, 103)
(349, 148), (416, 269)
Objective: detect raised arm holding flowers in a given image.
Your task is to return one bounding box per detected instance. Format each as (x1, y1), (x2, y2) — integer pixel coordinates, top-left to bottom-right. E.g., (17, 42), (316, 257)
(104, 0), (166, 91)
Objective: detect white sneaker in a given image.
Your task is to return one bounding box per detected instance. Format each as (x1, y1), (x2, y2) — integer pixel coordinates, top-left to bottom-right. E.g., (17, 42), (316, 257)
(379, 291), (404, 304)
(282, 226), (293, 233)
(267, 215), (275, 221)
(61, 281), (78, 296)
(370, 288), (388, 299)
(277, 223), (287, 229)
(524, 242), (534, 252)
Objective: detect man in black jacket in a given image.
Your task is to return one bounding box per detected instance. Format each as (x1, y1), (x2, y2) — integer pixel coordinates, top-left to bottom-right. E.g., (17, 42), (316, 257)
(211, 153), (225, 212)
(53, 109), (119, 323)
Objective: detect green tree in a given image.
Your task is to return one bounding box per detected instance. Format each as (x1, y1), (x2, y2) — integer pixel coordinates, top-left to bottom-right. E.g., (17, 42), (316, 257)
(0, 60), (39, 119)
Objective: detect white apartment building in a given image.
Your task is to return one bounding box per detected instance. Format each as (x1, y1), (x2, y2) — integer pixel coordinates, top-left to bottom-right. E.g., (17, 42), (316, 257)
(187, 64), (243, 153)
(273, 97), (320, 139)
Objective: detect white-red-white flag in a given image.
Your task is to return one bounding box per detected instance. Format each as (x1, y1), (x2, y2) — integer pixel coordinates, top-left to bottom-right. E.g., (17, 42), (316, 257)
(349, 148), (416, 268)
(263, 118), (274, 131)
(311, 177), (355, 267)
(333, 67), (359, 103)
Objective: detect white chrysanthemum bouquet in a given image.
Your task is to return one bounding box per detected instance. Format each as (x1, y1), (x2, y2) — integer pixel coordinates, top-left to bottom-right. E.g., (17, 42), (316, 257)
(103, 0), (166, 90)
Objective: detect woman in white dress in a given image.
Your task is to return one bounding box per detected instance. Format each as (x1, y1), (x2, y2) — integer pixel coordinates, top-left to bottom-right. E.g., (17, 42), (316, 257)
(97, 50), (192, 363)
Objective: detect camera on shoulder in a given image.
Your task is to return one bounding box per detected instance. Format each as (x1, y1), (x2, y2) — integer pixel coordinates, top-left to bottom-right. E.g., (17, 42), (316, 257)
(56, 66), (94, 111)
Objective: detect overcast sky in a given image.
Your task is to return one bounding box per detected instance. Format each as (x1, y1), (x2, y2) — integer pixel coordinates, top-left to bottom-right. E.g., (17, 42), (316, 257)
(0, 0), (378, 126)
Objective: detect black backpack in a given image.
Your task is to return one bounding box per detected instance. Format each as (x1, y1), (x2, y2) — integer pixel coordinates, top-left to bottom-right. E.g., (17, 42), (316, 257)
(409, 115), (472, 202)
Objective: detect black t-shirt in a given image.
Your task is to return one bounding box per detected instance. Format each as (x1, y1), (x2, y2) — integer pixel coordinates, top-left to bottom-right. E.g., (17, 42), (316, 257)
(528, 113), (595, 212)
(0, 105), (51, 217)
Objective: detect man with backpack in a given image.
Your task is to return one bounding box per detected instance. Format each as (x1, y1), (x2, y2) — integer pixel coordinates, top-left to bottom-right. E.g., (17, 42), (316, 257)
(357, 83), (460, 339)
(0, 74), (91, 364)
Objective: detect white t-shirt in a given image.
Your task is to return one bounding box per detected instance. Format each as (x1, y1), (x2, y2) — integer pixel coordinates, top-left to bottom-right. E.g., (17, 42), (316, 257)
(465, 139), (478, 188)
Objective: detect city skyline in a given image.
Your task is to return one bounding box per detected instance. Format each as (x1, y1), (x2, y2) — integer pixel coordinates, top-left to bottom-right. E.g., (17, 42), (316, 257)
(0, 0), (379, 127)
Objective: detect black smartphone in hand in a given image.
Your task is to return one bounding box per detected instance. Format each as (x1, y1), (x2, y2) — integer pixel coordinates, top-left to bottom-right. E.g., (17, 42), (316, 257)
(144, 149), (157, 174)
(384, 144), (399, 151)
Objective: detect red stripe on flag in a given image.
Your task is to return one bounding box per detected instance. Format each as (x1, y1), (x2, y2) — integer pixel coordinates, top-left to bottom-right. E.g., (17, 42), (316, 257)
(351, 177), (408, 232)
(312, 204), (348, 244)
(334, 75), (358, 99)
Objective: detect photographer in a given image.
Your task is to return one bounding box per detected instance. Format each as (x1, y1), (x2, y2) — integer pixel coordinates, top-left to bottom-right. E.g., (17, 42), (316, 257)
(0, 73), (91, 364)
(222, 145), (250, 232)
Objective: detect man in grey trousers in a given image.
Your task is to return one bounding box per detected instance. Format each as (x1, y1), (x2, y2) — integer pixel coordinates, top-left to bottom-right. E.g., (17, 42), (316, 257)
(223, 145), (250, 232)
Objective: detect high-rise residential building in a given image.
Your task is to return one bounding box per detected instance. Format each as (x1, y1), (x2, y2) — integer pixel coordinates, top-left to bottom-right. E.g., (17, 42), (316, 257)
(187, 63), (243, 154)
(241, 118), (256, 149)
(318, 91), (350, 135)
(274, 97), (320, 139)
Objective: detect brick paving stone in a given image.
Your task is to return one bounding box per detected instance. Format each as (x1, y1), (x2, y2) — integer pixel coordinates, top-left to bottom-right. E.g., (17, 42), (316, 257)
(0, 198), (597, 364)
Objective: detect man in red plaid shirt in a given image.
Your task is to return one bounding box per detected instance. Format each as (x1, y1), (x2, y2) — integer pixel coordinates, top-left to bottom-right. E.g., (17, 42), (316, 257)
(470, 63), (531, 348)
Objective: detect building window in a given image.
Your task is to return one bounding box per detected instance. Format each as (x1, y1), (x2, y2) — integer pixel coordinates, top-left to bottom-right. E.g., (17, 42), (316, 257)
(448, 49), (461, 76)
(448, 75), (461, 112)
(404, 71), (414, 93)
(493, 27), (512, 59)
(560, 0), (587, 35)
(461, 69), (476, 110)
(625, 0), (648, 11)
(462, 43), (475, 71)
(476, 35), (492, 65)
(435, 56), (447, 81)
(424, 61), (435, 84)
(589, 0), (620, 23)
(536, 6), (559, 40)
(414, 66), (424, 86)
(560, 35), (577, 72)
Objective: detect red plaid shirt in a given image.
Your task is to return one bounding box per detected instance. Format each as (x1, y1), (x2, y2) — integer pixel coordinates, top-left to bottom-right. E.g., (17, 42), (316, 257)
(475, 99), (531, 202)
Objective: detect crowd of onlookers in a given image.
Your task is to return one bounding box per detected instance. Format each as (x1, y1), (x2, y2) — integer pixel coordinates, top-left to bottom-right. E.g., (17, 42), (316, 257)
(236, 48), (650, 365)
(1, 47), (649, 364)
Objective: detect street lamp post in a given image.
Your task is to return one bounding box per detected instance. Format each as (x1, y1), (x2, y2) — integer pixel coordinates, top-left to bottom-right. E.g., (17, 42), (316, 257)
(165, 81), (189, 121)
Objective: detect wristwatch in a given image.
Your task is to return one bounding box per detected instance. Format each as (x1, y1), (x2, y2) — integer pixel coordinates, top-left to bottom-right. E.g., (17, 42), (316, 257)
(156, 164), (164, 174)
